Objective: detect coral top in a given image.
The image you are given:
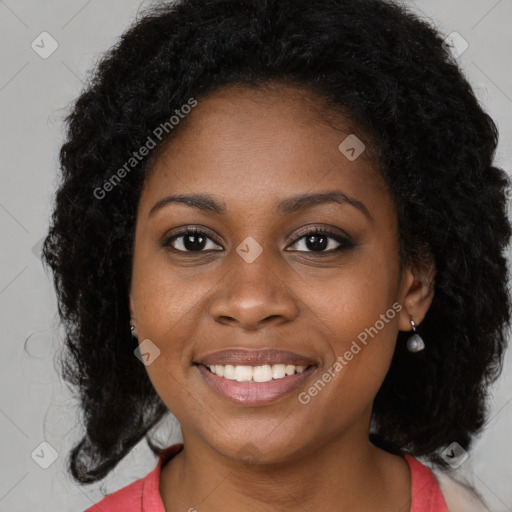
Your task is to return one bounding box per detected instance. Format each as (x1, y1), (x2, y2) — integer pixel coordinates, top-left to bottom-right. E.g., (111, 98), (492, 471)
(85, 444), (449, 511)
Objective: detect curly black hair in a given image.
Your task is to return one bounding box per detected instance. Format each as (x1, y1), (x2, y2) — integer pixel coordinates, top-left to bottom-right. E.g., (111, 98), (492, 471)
(42, 0), (511, 484)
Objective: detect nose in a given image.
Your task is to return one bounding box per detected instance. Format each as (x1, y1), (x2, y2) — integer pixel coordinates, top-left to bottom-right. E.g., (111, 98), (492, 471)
(208, 250), (299, 330)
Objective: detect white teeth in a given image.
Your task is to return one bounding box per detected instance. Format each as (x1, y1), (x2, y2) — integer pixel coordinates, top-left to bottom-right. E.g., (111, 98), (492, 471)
(272, 364), (286, 379)
(224, 364), (236, 380)
(253, 364), (273, 382)
(235, 365), (253, 382)
(206, 363), (310, 382)
(285, 364), (295, 376)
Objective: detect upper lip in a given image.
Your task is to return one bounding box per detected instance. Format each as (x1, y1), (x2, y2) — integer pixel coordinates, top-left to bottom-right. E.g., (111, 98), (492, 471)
(195, 348), (317, 367)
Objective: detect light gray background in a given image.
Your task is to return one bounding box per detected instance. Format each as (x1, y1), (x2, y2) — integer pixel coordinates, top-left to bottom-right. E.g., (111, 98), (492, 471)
(0, 1), (511, 511)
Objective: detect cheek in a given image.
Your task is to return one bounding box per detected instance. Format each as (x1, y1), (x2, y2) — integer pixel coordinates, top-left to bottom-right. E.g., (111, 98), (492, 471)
(308, 241), (400, 341)
(130, 252), (203, 401)
(302, 241), (401, 396)
(132, 247), (207, 343)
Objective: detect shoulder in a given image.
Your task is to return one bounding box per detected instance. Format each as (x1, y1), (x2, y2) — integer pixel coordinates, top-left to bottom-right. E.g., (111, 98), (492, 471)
(84, 470), (150, 512)
(83, 444), (183, 512)
(405, 454), (490, 512)
(434, 470), (491, 512)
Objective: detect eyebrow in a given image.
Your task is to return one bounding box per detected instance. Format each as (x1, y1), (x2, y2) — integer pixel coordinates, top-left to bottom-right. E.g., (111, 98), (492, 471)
(148, 190), (371, 220)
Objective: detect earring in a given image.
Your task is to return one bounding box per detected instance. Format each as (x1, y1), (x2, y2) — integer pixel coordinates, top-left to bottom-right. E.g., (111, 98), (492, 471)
(130, 325), (138, 343)
(406, 319), (425, 352)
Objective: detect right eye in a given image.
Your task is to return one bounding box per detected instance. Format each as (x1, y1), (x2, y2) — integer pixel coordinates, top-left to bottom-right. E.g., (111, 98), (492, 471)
(162, 227), (223, 253)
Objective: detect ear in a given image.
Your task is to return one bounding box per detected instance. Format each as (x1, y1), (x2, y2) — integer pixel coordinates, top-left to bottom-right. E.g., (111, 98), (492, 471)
(129, 287), (138, 334)
(397, 258), (435, 332)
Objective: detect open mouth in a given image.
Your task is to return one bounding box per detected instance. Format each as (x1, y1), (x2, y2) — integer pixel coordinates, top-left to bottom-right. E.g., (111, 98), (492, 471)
(192, 348), (318, 404)
(194, 362), (317, 405)
(197, 363), (314, 382)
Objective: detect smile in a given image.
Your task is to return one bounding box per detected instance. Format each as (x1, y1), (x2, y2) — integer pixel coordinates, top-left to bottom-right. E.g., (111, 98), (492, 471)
(195, 362), (317, 405)
(205, 363), (308, 382)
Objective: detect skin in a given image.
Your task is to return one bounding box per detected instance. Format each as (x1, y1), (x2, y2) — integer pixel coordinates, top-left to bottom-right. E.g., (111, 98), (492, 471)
(129, 83), (435, 512)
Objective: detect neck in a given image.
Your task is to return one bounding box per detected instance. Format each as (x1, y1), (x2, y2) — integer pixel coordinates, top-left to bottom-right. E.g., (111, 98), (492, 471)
(160, 415), (412, 511)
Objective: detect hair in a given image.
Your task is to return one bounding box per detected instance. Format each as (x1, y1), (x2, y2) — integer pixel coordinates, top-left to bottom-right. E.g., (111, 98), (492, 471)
(42, 0), (511, 484)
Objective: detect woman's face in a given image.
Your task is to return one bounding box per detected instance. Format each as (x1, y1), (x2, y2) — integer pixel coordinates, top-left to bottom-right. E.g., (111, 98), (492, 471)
(129, 84), (428, 463)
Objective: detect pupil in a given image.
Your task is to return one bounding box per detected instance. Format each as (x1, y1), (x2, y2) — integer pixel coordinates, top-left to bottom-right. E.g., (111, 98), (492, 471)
(184, 234), (206, 251)
(306, 234), (327, 251)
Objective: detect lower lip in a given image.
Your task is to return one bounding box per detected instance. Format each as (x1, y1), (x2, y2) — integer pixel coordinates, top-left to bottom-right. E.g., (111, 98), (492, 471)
(196, 364), (317, 406)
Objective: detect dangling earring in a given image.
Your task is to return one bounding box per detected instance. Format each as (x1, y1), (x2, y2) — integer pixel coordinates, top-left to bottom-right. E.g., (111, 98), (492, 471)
(406, 319), (425, 352)
(130, 325), (138, 343)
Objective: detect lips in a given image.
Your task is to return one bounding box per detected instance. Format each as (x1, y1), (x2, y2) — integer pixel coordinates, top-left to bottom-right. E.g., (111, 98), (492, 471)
(196, 363), (317, 405)
(194, 348), (317, 367)
(193, 348), (318, 405)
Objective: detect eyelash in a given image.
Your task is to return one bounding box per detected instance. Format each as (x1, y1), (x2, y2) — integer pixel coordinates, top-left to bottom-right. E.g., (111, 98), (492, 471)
(162, 226), (356, 254)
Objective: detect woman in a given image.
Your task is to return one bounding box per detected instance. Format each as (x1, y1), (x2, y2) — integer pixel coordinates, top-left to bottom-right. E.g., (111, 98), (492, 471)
(42, 0), (511, 510)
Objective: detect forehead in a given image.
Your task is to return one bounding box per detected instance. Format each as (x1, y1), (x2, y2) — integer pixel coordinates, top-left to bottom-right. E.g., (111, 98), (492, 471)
(139, 84), (386, 213)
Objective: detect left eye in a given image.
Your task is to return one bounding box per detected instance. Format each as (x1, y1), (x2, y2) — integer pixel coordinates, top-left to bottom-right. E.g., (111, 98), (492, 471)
(287, 229), (355, 253)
